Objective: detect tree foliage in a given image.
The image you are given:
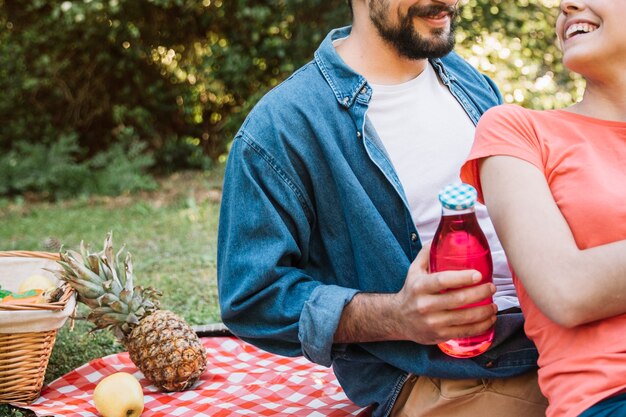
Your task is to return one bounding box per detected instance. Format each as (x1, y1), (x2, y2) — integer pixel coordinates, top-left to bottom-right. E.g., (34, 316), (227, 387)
(456, 0), (583, 109)
(0, 0), (580, 198)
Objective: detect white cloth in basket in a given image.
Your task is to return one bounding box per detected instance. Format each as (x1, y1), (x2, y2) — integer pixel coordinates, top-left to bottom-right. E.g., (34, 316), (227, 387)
(0, 257), (75, 333)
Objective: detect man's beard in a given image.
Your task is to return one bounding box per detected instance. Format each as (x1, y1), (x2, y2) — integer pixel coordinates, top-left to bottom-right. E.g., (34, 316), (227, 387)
(370, 1), (458, 60)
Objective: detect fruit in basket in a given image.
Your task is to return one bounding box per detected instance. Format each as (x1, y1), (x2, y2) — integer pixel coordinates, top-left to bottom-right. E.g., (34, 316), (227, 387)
(18, 274), (56, 293)
(93, 372), (144, 417)
(1, 289), (45, 304)
(0, 281), (63, 304)
(19, 274), (55, 292)
(54, 232), (207, 392)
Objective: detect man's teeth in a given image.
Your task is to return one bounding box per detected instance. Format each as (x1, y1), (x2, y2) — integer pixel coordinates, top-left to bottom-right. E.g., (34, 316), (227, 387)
(566, 23), (599, 39)
(425, 12), (448, 19)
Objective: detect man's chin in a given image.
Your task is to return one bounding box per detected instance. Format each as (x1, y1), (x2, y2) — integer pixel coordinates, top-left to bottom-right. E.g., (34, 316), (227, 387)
(399, 38), (456, 60)
(375, 20), (456, 60)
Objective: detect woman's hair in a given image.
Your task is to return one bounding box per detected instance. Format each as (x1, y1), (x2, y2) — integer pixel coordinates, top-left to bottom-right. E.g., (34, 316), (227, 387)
(347, 0), (352, 13)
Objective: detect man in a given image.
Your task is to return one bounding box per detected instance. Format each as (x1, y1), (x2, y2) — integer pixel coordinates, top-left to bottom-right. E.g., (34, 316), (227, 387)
(217, 1), (547, 416)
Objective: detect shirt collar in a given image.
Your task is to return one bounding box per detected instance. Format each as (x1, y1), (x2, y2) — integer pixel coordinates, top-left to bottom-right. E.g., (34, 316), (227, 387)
(314, 26), (449, 109)
(314, 26), (368, 109)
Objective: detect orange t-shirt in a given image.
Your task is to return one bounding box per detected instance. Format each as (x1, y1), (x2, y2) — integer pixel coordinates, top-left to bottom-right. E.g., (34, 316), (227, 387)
(461, 104), (626, 417)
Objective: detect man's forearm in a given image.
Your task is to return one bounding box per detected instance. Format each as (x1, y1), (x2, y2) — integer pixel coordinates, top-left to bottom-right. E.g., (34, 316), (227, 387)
(334, 292), (404, 343)
(332, 266), (497, 346)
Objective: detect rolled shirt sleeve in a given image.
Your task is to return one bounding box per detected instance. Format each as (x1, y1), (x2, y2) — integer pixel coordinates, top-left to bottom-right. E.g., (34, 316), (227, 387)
(299, 284), (359, 366)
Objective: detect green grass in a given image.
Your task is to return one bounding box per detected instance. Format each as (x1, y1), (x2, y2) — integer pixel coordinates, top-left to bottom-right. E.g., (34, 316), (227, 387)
(0, 169), (224, 416)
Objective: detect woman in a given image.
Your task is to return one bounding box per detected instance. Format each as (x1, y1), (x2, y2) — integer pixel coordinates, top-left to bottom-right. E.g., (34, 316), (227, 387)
(460, 1), (626, 416)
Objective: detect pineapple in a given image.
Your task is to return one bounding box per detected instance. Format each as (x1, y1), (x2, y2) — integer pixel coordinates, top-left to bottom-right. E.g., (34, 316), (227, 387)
(54, 233), (207, 392)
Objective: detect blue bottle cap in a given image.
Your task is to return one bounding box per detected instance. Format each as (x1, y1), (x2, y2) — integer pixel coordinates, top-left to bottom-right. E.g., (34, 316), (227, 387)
(438, 183), (478, 210)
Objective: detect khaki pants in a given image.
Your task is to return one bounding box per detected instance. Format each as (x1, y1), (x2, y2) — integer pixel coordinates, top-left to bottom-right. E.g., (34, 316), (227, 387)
(390, 369), (547, 417)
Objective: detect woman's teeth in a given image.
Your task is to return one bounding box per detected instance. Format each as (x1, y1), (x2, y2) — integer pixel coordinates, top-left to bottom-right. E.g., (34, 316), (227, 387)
(565, 23), (599, 40)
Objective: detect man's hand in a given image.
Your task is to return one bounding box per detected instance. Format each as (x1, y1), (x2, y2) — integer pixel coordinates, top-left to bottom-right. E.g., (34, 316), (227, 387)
(392, 244), (497, 344)
(334, 244), (497, 345)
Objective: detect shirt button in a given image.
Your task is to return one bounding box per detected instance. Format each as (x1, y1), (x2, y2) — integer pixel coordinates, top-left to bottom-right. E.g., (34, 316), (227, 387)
(410, 233), (418, 242)
(356, 131), (362, 138)
(343, 97), (350, 105)
(360, 87), (367, 94)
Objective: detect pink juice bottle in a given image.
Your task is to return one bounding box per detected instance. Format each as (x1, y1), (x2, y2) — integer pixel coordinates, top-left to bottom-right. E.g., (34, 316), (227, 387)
(429, 183), (494, 358)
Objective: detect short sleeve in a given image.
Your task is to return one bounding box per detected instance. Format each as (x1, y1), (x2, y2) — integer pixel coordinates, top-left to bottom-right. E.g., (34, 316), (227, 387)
(461, 104), (544, 203)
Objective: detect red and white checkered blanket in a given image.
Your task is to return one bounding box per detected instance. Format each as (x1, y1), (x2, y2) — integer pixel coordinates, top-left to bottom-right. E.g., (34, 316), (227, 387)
(19, 337), (371, 417)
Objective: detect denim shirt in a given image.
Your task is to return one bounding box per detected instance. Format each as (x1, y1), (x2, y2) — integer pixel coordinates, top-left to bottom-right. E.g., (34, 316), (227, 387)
(217, 26), (538, 417)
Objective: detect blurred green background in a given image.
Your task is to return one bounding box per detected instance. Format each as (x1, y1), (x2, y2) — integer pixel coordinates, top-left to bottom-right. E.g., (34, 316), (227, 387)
(0, 0), (581, 201)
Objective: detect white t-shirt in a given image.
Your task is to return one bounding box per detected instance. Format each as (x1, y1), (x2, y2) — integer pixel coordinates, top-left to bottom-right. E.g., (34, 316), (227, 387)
(367, 64), (518, 310)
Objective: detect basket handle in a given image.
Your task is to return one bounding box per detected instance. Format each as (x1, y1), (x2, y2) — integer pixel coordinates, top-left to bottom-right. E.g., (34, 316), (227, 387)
(0, 251), (59, 261)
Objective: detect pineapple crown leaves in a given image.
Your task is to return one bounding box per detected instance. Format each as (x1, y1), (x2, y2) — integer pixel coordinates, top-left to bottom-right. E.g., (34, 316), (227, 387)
(54, 232), (162, 339)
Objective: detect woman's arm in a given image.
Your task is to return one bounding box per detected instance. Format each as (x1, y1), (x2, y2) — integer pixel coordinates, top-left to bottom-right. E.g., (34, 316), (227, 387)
(479, 155), (626, 327)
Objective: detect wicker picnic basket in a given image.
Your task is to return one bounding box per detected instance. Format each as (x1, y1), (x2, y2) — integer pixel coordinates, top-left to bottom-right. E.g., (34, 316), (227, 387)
(0, 251), (76, 405)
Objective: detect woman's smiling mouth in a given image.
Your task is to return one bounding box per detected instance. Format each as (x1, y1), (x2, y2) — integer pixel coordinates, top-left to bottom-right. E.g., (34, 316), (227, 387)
(565, 22), (599, 40)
